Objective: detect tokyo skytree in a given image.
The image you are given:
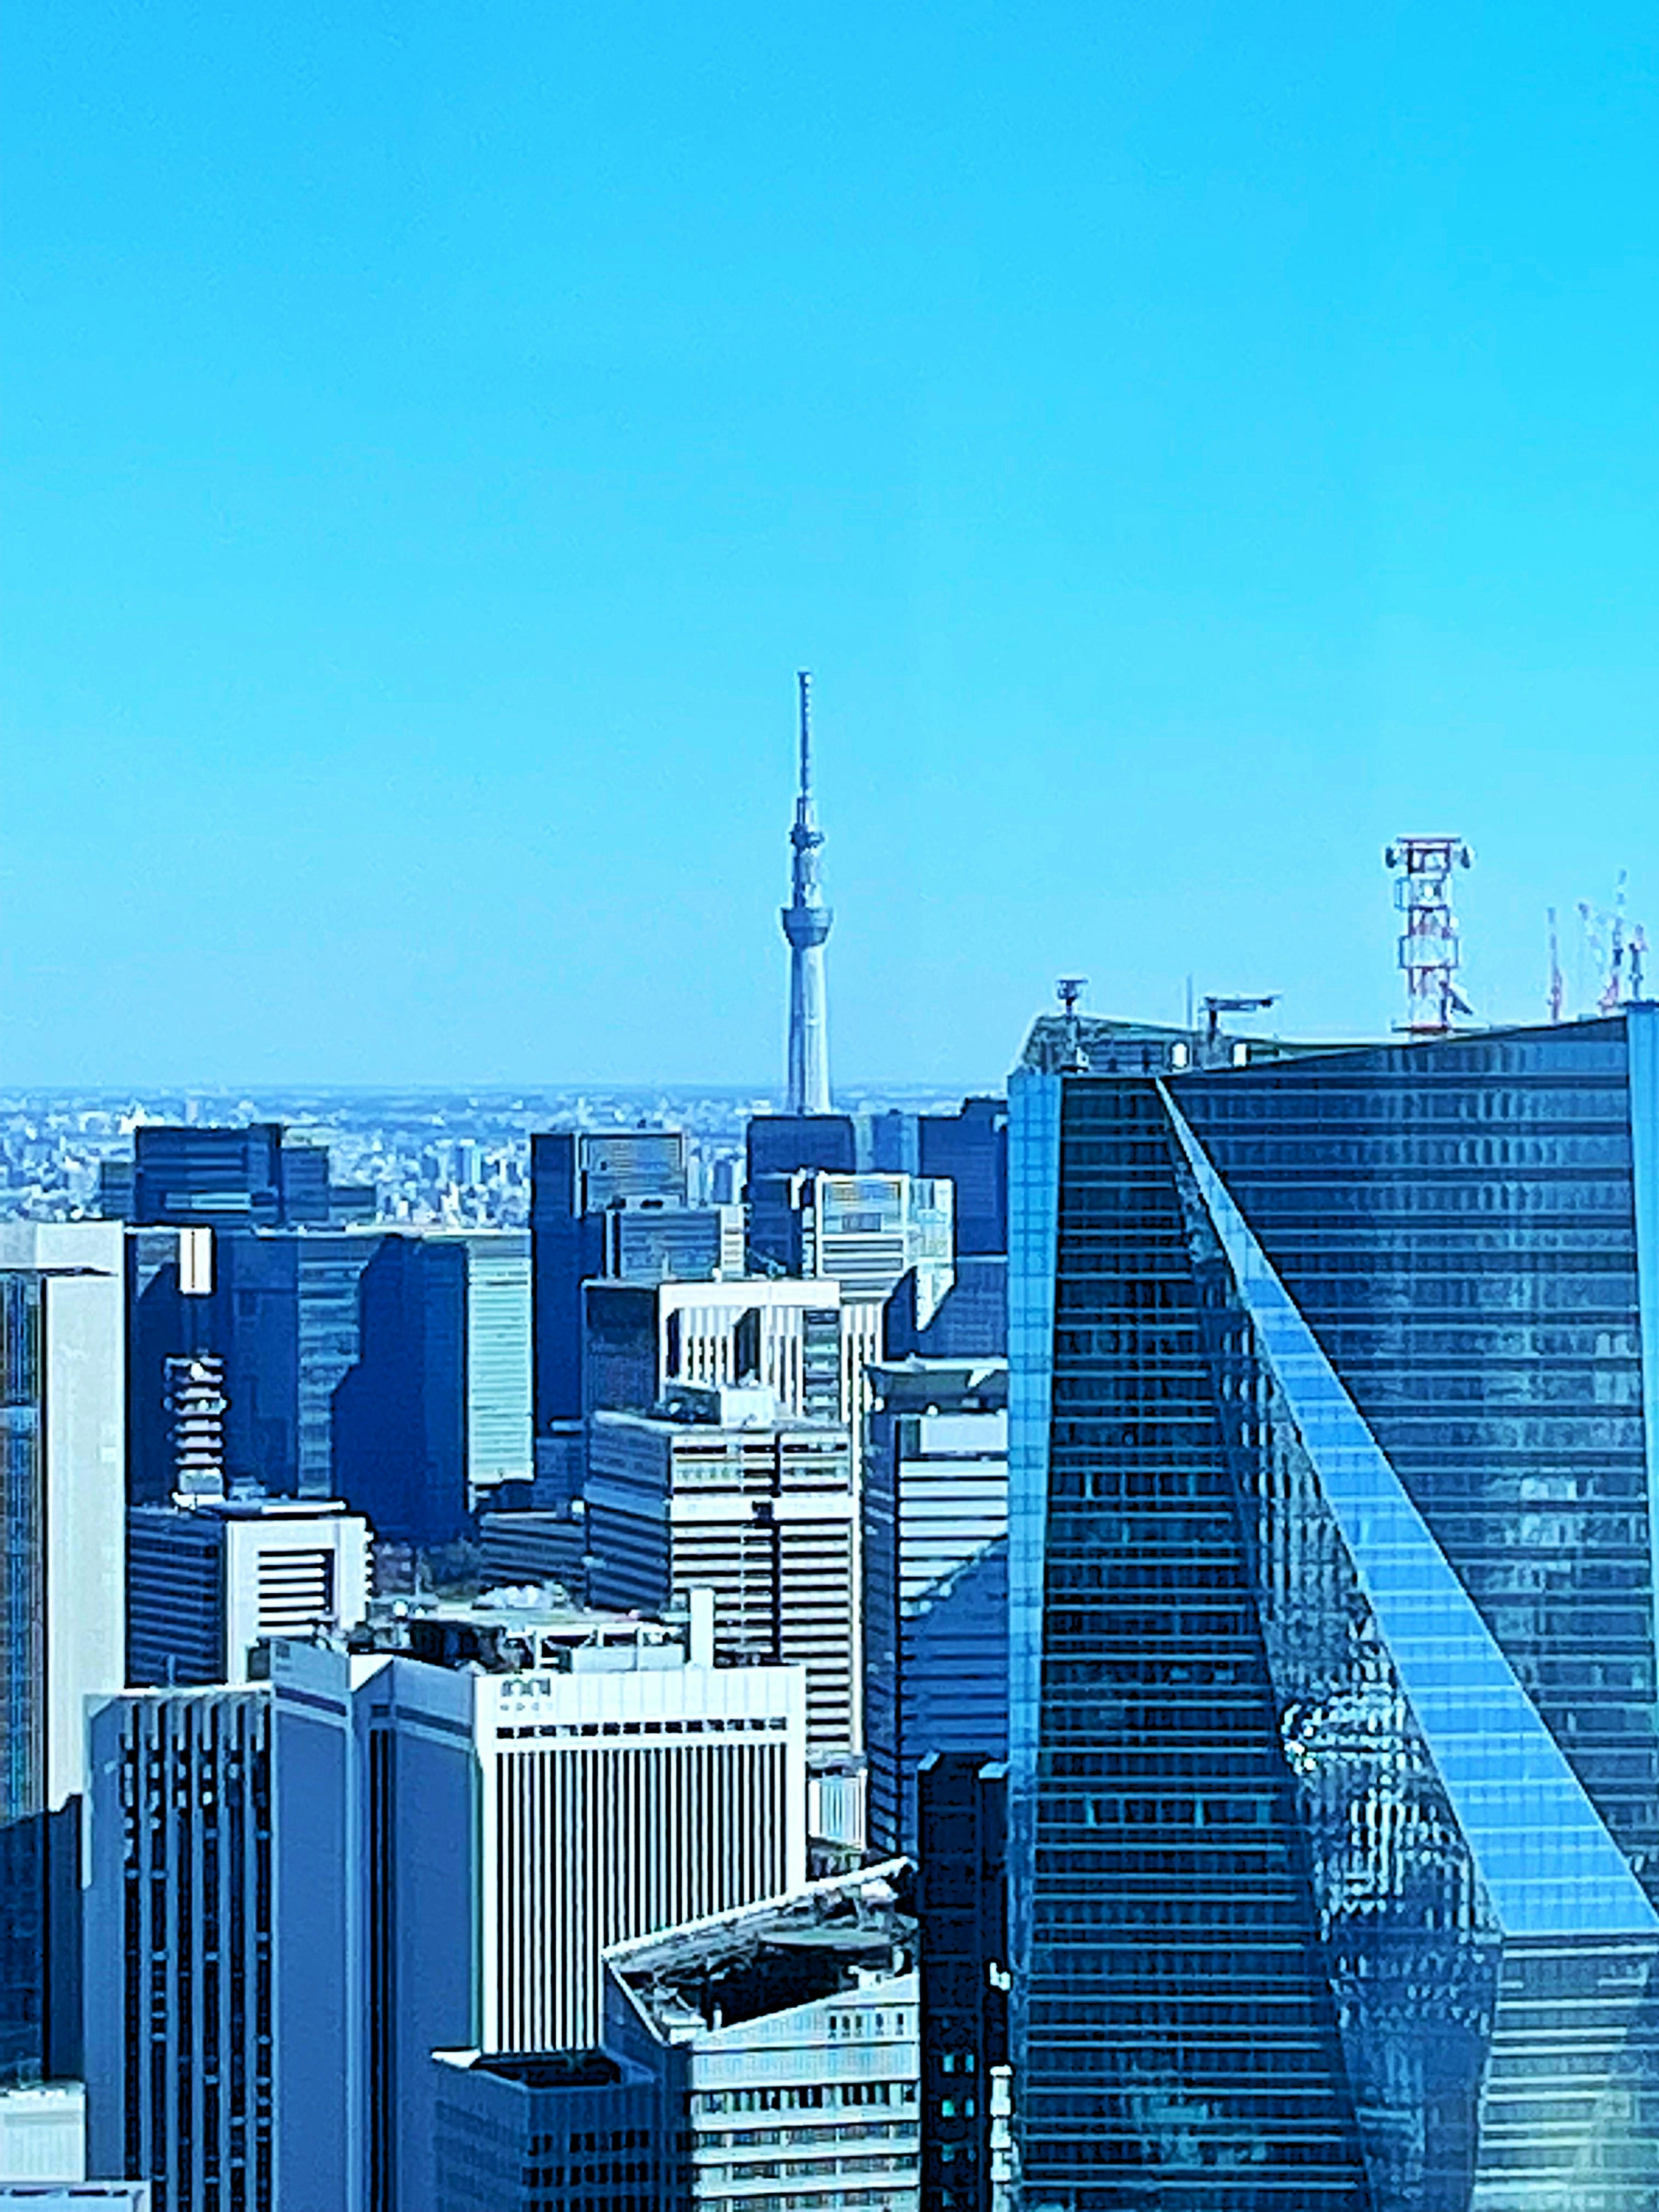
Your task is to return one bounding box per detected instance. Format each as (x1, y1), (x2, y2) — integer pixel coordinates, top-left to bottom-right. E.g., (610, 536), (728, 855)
(781, 670), (832, 1114)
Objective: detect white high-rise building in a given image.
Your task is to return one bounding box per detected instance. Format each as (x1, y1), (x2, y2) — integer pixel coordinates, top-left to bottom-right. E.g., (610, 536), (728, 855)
(605, 1863), (919, 2211)
(86, 1596), (805, 2212)
(583, 1275), (846, 1424)
(0, 1223), (126, 1815)
(425, 1230), (534, 1492)
(588, 1386), (858, 1756)
(0, 1223), (124, 2102)
(468, 1600), (806, 2052)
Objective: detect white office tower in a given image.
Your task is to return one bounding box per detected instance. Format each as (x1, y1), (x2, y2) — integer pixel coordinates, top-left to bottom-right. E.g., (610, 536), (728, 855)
(587, 1386), (858, 1756)
(127, 1495), (371, 1685)
(798, 1173), (954, 1313)
(468, 1597), (806, 2053)
(83, 1646), (365, 2212)
(0, 1224), (125, 1820)
(584, 1276), (846, 1425)
(795, 1172), (956, 1479)
(0, 1222), (124, 2123)
(425, 1230), (534, 1494)
(605, 1863), (920, 2211)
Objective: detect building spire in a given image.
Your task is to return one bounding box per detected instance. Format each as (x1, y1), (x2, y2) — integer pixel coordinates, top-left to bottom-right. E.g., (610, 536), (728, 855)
(782, 670), (833, 1114)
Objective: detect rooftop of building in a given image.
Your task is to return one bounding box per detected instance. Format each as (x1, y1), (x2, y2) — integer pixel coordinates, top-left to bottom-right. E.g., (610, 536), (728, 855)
(433, 2048), (630, 2090)
(1019, 1006), (1634, 1077)
(596, 1381), (848, 1437)
(608, 1861), (915, 2041)
(131, 1492), (357, 1523)
(867, 1356), (1007, 1410)
(1019, 1010), (1319, 1075)
(352, 1585), (720, 1673)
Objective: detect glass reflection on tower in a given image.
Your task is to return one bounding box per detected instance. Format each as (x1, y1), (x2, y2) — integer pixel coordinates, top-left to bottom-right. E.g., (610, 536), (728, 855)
(1010, 1011), (1659, 2210)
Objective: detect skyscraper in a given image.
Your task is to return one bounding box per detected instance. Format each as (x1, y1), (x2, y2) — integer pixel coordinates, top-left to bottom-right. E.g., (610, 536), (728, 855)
(744, 1113), (856, 1273)
(430, 2050), (661, 2212)
(864, 1358), (1008, 1856)
(1010, 1007), (1659, 2207)
(119, 1123), (370, 1231)
(0, 1223), (125, 2091)
(84, 1649), (368, 2212)
(529, 1130), (691, 1435)
(604, 1862), (919, 2210)
(917, 1754), (1010, 2212)
(426, 1230), (534, 1495)
(126, 1495), (371, 1686)
(781, 671), (832, 1116)
(587, 1383), (859, 1754)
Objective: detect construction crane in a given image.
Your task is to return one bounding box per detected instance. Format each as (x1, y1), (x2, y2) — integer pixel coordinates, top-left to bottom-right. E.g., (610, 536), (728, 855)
(1547, 909), (1564, 1024)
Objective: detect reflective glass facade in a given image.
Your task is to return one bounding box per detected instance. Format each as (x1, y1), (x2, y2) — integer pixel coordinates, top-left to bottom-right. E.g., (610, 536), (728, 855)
(1009, 1015), (1659, 2209)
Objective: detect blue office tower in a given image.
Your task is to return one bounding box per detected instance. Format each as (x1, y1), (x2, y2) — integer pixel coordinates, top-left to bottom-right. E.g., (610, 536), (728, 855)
(1010, 1010), (1659, 2209)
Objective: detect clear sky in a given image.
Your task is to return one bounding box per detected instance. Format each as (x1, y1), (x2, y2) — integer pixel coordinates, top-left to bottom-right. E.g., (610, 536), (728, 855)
(6, 3), (1659, 1091)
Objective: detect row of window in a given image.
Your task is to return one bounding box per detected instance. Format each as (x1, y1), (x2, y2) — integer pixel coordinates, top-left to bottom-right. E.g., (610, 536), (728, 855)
(696, 2083), (918, 2115)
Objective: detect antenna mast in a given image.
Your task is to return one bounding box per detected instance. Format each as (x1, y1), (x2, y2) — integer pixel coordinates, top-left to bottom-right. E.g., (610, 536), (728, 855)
(781, 668), (833, 1114)
(1385, 837), (1474, 1034)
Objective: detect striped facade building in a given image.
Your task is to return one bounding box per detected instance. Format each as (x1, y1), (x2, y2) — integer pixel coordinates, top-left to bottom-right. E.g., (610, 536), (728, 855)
(85, 1606), (805, 2212)
(478, 1649), (806, 2052)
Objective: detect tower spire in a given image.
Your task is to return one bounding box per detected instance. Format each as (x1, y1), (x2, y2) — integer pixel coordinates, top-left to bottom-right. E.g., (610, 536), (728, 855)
(782, 669), (833, 1114)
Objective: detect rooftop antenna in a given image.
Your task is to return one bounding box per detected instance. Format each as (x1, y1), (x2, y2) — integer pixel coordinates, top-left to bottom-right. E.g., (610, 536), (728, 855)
(1578, 872), (1646, 1016)
(1057, 977), (1088, 1071)
(1547, 909), (1564, 1024)
(1600, 871), (1630, 1014)
(1385, 837), (1474, 1034)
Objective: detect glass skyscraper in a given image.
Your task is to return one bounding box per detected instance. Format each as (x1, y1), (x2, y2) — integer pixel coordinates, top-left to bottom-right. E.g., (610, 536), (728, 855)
(1010, 1009), (1659, 2209)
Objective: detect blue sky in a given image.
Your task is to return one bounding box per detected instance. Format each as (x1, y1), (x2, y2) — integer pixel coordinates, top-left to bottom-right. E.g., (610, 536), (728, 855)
(5, 2), (1659, 1089)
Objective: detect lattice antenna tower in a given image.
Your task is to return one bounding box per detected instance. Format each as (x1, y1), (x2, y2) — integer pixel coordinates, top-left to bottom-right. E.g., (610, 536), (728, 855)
(1385, 837), (1474, 1034)
(1577, 872), (1649, 1015)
